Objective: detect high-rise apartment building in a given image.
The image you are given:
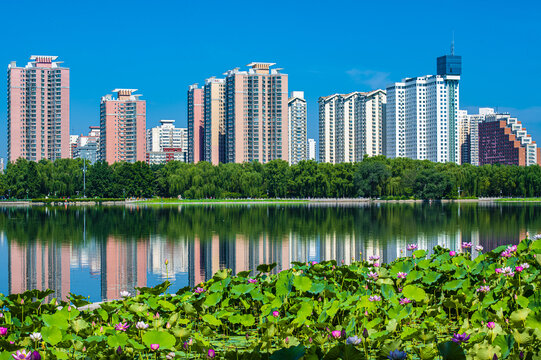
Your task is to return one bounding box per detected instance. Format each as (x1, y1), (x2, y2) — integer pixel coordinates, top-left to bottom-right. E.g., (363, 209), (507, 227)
(224, 63), (288, 163)
(187, 84), (204, 163)
(204, 77), (226, 165)
(288, 91), (307, 164)
(307, 138), (316, 161)
(319, 90), (386, 164)
(99, 89), (146, 164)
(385, 51), (461, 163)
(479, 112), (540, 166)
(146, 120), (187, 164)
(465, 108), (494, 166)
(7, 55), (70, 162)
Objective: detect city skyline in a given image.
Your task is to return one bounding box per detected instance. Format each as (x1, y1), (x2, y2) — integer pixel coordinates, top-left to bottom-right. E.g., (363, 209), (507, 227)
(0, 0), (539, 161)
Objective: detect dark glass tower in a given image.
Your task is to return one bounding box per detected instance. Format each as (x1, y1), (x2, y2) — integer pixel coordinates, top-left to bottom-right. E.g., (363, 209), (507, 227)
(437, 55), (462, 76)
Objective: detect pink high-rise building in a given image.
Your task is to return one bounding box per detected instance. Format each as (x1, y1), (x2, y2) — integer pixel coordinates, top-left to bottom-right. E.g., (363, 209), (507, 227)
(7, 55), (70, 162)
(187, 85), (204, 163)
(225, 63), (289, 163)
(99, 89), (146, 164)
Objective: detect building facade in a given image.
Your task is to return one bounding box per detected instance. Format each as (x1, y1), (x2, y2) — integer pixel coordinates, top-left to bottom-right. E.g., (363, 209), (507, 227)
(224, 63), (288, 163)
(479, 112), (540, 166)
(146, 120), (187, 164)
(203, 77), (226, 165)
(307, 138), (316, 161)
(385, 52), (461, 163)
(288, 91), (307, 164)
(99, 89), (146, 164)
(73, 126), (100, 163)
(187, 84), (204, 163)
(319, 90), (386, 164)
(7, 55), (70, 162)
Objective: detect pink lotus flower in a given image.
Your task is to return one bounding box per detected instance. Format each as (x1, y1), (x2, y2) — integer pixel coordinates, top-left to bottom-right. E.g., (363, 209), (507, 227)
(150, 344), (160, 351)
(487, 322), (496, 329)
(367, 271), (378, 281)
(114, 322), (129, 332)
(406, 244), (418, 251)
(462, 242), (472, 249)
(247, 278), (258, 284)
(373, 263), (380, 267)
(397, 272), (407, 279)
(475, 245), (484, 251)
(272, 310), (279, 318)
(495, 268), (502, 274)
(11, 350), (31, 360)
(449, 251), (456, 256)
(399, 298), (411, 305)
(194, 287), (206, 294)
(369, 295), (381, 302)
(0, 327), (7, 336)
(476, 286), (490, 293)
(515, 266), (524, 272)
(207, 349), (215, 358)
(331, 330), (342, 338)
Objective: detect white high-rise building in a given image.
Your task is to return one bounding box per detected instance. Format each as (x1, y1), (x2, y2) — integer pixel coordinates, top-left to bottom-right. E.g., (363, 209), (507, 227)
(307, 138), (316, 161)
(288, 91), (307, 164)
(319, 90), (386, 164)
(146, 120), (188, 164)
(386, 51), (461, 163)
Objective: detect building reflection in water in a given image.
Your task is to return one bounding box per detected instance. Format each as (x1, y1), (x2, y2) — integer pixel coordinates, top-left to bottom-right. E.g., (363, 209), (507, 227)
(2, 203), (539, 302)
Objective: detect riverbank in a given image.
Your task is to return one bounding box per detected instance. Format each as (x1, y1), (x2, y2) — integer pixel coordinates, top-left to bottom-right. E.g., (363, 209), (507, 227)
(1, 197), (538, 206)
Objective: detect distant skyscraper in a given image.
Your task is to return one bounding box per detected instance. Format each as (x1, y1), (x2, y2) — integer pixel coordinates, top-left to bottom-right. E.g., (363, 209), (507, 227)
(319, 90), (386, 163)
(204, 77), (226, 165)
(479, 112), (540, 166)
(69, 135), (79, 159)
(288, 91), (307, 164)
(307, 138), (316, 161)
(187, 84), (204, 163)
(466, 108), (494, 166)
(225, 63), (288, 163)
(146, 120), (187, 164)
(73, 126), (100, 163)
(100, 89), (146, 164)
(7, 55), (70, 162)
(386, 50), (461, 163)
(0, 158), (4, 174)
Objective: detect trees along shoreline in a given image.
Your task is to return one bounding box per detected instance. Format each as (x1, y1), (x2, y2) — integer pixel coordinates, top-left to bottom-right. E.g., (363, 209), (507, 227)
(1, 156), (540, 200)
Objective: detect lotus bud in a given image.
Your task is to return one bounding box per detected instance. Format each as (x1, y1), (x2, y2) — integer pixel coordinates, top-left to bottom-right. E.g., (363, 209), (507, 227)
(166, 322), (171, 329)
(363, 328), (368, 338)
(116, 346), (122, 355)
(165, 259), (169, 265)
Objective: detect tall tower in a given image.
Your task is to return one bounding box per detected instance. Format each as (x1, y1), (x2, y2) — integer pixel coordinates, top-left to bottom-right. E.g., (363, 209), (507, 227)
(7, 55), (70, 162)
(187, 84), (204, 163)
(99, 89), (146, 164)
(437, 45), (462, 162)
(204, 77), (226, 165)
(288, 91), (307, 164)
(225, 63), (288, 163)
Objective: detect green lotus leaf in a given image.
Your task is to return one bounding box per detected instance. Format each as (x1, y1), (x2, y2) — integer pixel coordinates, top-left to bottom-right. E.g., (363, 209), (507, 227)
(107, 333), (128, 348)
(437, 340), (466, 360)
(204, 292), (222, 307)
(41, 326), (63, 346)
(202, 313), (223, 326)
(510, 308), (531, 323)
(402, 284), (426, 302)
(293, 276), (312, 292)
(142, 330), (176, 349)
(71, 319), (88, 333)
(422, 271), (441, 284)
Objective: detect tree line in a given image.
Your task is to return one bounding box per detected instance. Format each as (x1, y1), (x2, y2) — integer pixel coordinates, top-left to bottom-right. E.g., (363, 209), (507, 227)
(1, 156), (541, 199)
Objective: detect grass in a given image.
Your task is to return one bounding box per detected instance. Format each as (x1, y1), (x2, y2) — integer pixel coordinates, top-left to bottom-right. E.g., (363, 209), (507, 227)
(494, 197), (541, 202)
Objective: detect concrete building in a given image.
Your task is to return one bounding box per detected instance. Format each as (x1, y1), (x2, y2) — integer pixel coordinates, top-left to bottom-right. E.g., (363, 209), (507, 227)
(73, 126), (100, 163)
(385, 51), (461, 163)
(319, 90), (386, 164)
(146, 120), (187, 164)
(307, 138), (316, 161)
(69, 135), (79, 159)
(0, 158), (4, 174)
(288, 91), (307, 164)
(224, 62), (288, 163)
(479, 112), (540, 166)
(465, 108), (495, 166)
(203, 78), (226, 165)
(99, 89), (146, 164)
(7, 55), (70, 162)
(187, 84), (204, 163)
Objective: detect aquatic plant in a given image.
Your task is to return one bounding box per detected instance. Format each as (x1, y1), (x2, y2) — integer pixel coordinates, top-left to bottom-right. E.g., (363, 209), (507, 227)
(0, 238), (539, 359)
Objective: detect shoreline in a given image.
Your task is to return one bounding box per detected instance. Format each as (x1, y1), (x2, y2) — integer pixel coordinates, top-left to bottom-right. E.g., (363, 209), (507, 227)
(1, 197), (539, 206)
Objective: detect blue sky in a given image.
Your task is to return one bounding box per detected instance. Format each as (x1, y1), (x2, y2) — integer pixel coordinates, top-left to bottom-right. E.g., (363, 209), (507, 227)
(1, 0), (540, 160)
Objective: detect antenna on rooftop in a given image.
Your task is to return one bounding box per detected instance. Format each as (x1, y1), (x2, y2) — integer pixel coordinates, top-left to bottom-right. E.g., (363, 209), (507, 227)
(451, 31), (455, 56)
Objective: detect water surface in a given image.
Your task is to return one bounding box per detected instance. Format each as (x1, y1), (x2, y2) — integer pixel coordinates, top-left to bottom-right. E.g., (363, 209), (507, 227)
(0, 202), (538, 302)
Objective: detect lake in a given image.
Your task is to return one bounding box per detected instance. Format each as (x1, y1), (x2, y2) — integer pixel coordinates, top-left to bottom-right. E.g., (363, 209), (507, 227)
(0, 202), (538, 302)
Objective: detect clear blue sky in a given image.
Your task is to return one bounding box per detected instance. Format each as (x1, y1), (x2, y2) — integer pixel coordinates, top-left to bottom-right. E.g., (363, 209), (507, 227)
(1, 0), (540, 160)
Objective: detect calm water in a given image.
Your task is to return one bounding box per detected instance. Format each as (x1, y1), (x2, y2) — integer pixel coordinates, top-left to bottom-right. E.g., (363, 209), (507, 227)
(0, 202), (539, 302)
